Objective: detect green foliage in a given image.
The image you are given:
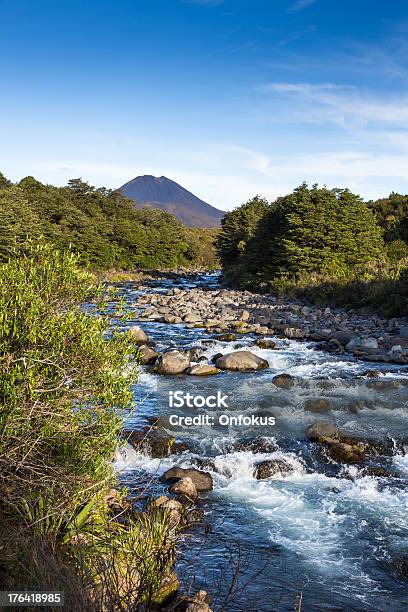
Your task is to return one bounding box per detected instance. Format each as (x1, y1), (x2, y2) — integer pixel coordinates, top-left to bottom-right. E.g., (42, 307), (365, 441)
(219, 184), (386, 288)
(0, 241), (178, 605)
(267, 265), (408, 318)
(253, 184), (384, 281)
(184, 227), (220, 269)
(0, 186), (41, 261)
(0, 173), (218, 270)
(369, 192), (408, 246)
(215, 195), (269, 268)
(0, 241), (136, 506)
(216, 184), (408, 316)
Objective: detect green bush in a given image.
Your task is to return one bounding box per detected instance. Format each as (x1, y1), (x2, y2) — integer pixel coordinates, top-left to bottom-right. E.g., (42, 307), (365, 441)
(0, 242), (177, 607)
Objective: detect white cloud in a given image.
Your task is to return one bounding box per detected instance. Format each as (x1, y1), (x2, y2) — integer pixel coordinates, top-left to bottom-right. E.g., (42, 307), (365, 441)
(263, 82), (355, 94)
(262, 80), (408, 128)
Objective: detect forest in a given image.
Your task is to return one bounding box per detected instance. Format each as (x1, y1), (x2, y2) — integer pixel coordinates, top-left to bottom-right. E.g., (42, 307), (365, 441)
(216, 183), (408, 317)
(0, 172), (218, 270)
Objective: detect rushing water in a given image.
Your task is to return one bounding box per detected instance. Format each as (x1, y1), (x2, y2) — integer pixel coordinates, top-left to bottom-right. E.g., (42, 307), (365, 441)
(111, 272), (408, 612)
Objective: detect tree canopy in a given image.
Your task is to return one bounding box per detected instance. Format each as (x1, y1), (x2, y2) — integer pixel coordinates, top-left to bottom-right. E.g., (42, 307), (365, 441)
(0, 173), (219, 269)
(218, 183), (388, 287)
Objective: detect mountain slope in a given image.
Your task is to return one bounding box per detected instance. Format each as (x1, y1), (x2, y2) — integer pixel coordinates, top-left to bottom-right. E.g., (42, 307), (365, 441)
(120, 175), (224, 227)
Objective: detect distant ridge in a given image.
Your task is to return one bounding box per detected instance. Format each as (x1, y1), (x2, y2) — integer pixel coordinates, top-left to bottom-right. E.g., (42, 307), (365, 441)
(119, 175), (224, 227)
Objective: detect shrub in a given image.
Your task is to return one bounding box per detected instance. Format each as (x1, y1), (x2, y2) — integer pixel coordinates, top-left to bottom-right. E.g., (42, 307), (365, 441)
(0, 241), (177, 606)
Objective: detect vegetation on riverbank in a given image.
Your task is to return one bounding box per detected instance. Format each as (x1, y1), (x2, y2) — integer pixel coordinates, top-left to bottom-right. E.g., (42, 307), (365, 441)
(0, 242), (179, 609)
(216, 183), (408, 316)
(0, 172), (219, 270)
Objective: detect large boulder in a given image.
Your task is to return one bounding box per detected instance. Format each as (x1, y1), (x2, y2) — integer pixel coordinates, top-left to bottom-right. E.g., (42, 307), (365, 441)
(254, 459), (294, 480)
(360, 337), (379, 354)
(137, 344), (159, 365)
(304, 398), (332, 413)
(169, 476), (198, 501)
(284, 327), (305, 339)
(305, 421), (339, 440)
(161, 467), (213, 492)
(272, 373), (295, 389)
(156, 350), (190, 375)
(215, 350), (269, 371)
(183, 312), (202, 323)
(129, 325), (149, 344)
(186, 364), (221, 376)
(256, 339), (277, 349)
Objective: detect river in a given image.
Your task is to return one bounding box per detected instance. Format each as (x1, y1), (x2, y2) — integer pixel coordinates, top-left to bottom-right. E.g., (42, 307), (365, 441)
(112, 272), (408, 612)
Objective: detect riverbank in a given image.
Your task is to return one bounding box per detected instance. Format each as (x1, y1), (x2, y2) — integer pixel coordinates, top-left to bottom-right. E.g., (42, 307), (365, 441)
(133, 275), (408, 365)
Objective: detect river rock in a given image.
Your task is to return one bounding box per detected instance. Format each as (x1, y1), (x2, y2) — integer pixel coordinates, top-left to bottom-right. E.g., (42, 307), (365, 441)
(124, 430), (189, 458)
(304, 398), (332, 413)
(231, 437), (278, 454)
(305, 422), (367, 463)
(186, 364), (221, 376)
(305, 421), (339, 440)
(254, 459), (294, 479)
(154, 497), (183, 526)
(216, 333), (237, 342)
(173, 591), (213, 612)
(215, 350), (269, 371)
(240, 309), (250, 321)
(184, 312), (202, 323)
(156, 350), (190, 375)
(256, 339), (277, 349)
(169, 476), (198, 501)
(137, 344), (159, 365)
(161, 467), (213, 492)
(360, 337), (379, 353)
(398, 326), (408, 339)
(331, 331), (353, 346)
(366, 379), (400, 390)
(284, 327), (305, 339)
(272, 373), (295, 389)
(129, 325), (149, 344)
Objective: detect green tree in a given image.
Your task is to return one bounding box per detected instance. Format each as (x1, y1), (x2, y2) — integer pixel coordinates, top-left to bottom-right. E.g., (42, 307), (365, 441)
(0, 186), (41, 260)
(215, 195), (269, 268)
(0, 171), (217, 270)
(369, 192), (408, 247)
(223, 184), (385, 286)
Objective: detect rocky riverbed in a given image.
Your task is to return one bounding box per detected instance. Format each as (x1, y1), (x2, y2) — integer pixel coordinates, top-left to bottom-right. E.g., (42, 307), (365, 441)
(111, 271), (408, 611)
(134, 281), (408, 365)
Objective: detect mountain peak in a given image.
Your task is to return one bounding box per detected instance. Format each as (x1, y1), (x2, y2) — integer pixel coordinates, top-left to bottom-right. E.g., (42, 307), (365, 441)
(120, 175), (224, 228)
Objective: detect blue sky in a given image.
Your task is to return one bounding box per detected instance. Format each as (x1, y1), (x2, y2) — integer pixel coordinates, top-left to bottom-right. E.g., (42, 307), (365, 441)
(1, 0), (408, 209)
